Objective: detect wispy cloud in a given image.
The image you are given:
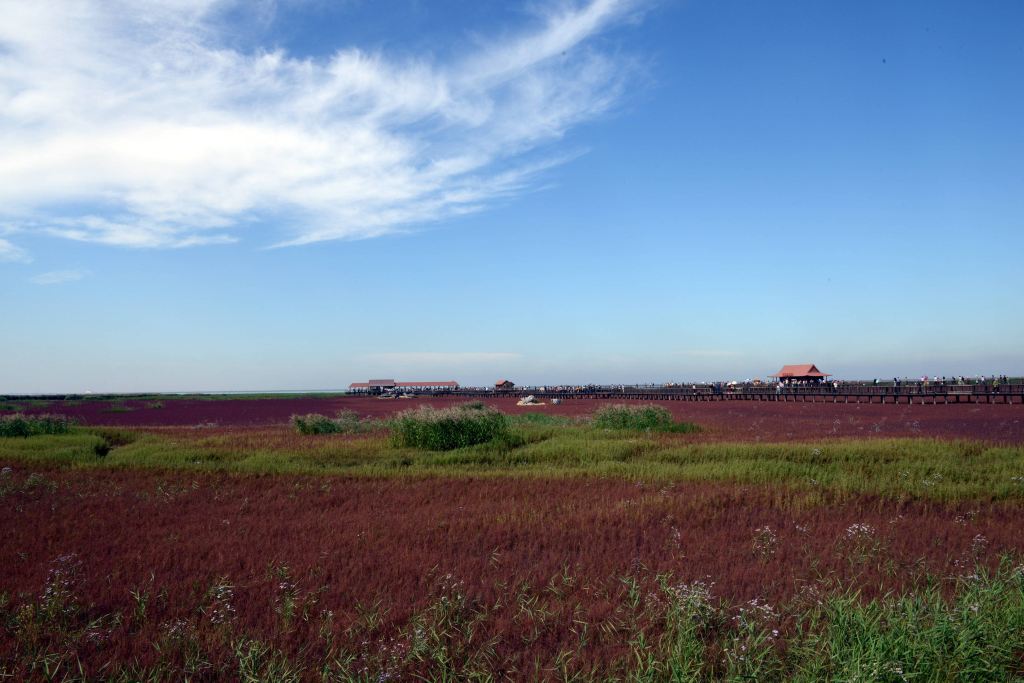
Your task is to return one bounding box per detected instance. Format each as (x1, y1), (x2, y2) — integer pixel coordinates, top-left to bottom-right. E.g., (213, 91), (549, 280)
(363, 352), (521, 365)
(30, 269), (91, 285)
(0, 237), (31, 263)
(0, 0), (644, 249)
(673, 349), (743, 358)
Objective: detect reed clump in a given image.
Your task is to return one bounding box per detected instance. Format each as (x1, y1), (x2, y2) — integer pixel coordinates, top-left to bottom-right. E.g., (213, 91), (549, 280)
(593, 404), (700, 433)
(0, 414), (73, 437)
(391, 403), (509, 450)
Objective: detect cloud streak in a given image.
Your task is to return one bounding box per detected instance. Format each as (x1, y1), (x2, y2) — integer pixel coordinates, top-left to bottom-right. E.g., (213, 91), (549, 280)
(674, 349), (743, 358)
(0, 237), (30, 263)
(30, 269), (91, 285)
(363, 352), (522, 365)
(0, 0), (642, 252)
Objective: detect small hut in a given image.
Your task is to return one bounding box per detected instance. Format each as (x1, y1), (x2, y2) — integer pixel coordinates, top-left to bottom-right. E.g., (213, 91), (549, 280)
(495, 379), (515, 390)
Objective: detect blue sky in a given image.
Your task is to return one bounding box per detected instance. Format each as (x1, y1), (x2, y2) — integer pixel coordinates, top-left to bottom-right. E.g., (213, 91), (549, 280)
(2, 0), (1022, 392)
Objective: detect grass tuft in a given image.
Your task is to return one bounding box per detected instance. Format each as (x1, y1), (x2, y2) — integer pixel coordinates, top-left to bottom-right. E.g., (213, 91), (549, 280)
(291, 410), (376, 435)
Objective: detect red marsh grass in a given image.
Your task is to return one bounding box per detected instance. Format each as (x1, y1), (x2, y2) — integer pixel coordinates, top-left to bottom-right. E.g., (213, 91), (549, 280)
(14, 395), (1024, 443)
(2, 465), (1023, 678)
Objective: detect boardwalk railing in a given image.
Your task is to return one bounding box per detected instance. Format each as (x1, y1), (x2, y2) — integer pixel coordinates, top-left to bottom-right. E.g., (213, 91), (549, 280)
(414, 383), (1024, 405)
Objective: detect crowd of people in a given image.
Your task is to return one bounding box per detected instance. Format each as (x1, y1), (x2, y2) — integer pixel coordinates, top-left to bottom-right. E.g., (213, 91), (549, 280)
(444, 376), (1020, 396)
(870, 375), (1015, 391)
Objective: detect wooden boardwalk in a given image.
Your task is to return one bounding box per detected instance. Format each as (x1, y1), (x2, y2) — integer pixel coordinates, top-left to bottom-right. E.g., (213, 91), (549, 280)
(428, 385), (1024, 405)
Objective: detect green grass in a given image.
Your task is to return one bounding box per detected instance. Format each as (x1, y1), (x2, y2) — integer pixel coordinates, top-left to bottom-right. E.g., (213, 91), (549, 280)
(634, 560), (1024, 681)
(2, 424), (1024, 502)
(782, 564), (1024, 681)
(102, 401), (135, 413)
(0, 400), (56, 412)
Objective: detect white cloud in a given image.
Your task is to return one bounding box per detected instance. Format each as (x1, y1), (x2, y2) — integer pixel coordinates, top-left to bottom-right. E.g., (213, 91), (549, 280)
(30, 269), (91, 285)
(0, 0), (643, 249)
(0, 237), (30, 263)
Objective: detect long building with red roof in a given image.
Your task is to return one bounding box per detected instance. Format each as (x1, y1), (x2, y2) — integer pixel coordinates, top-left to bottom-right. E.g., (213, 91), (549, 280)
(348, 379), (459, 392)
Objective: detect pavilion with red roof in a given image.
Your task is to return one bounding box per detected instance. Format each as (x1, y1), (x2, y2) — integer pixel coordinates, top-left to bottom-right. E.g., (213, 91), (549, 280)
(769, 364), (831, 382)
